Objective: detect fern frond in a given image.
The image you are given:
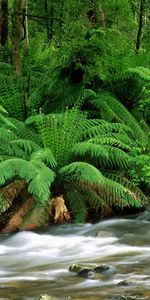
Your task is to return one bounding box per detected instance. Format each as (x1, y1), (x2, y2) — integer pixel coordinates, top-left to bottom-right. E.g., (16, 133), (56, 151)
(71, 142), (130, 170)
(60, 161), (104, 186)
(80, 121), (132, 140)
(0, 138), (27, 159)
(97, 178), (142, 208)
(0, 74), (24, 120)
(66, 187), (88, 223)
(0, 158), (55, 203)
(124, 67), (150, 82)
(0, 105), (16, 128)
(11, 139), (40, 156)
(0, 127), (18, 141)
(80, 188), (104, 211)
(30, 148), (57, 169)
(91, 92), (148, 143)
(105, 173), (148, 206)
(28, 166), (55, 203)
(7, 118), (41, 144)
(88, 136), (131, 151)
(0, 158), (28, 186)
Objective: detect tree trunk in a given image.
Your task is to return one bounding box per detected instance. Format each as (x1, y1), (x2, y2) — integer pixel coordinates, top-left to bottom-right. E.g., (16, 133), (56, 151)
(135, 0), (145, 52)
(23, 0), (29, 52)
(12, 0), (25, 77)
(0, 0), (8, 46)
(44, 0), (51, 42)
(99, 0), (106, 32)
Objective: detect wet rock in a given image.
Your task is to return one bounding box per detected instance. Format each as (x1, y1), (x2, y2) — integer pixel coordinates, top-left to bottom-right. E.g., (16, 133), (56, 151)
(69, 263), (110, 278)
(36, 295), (52, 300)
(93, 264), (110, 273)
(120, 296), (137, 300)
(120, 296), (150, 300)
(77, 268), (92, 277)
(69, 264), (92, 274)
(118, 280), (134, 287)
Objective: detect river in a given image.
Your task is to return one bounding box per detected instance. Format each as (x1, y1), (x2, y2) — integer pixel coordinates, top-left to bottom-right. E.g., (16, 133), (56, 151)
(0, 211), (150, 300)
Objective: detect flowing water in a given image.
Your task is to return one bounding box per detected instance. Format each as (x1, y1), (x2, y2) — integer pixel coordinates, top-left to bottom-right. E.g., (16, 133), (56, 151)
(0, 211), (150, 300)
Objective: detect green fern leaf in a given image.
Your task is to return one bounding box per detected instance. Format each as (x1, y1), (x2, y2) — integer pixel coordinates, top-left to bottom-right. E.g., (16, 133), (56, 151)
(60, 161), (104, 186)
(31, 148), (57, 169)
(28, 166), (55, 203)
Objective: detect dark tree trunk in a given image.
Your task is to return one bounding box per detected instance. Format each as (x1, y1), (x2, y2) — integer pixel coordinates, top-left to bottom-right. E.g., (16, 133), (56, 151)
(12, 0), (23, 76)
(135, 0), (145, 52)
(0, 0), (8, 46)
(44, 0), (53, 42)
(59, 0), (64, 46)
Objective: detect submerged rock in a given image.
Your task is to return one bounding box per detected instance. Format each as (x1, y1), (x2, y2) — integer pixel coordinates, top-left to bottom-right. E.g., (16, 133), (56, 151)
(118, 280), (134, 287)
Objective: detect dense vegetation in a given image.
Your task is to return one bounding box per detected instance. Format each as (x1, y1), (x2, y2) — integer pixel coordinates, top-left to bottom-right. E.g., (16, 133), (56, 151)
(0, 0), (150, 231)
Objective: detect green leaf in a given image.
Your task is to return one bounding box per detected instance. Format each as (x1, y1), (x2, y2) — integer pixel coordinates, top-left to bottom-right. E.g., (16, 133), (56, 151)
(28, 166), (55, 203)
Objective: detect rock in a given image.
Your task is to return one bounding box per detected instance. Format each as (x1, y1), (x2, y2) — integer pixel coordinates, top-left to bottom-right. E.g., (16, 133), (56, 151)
(36, 296), (72, 300)
(120, 296), (150, 300)
(36, 295), (52, 300)
(69, 264), (92, 274)
(69, 263), (110, 278)
(77, 268), (92, 277)
(120, 296), (137, 300)
(118, 280), (134, 287)
(93, 264), (110, 273)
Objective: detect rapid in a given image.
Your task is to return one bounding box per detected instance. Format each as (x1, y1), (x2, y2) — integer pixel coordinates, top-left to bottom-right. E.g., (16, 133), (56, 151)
(0, 211), (150, 300)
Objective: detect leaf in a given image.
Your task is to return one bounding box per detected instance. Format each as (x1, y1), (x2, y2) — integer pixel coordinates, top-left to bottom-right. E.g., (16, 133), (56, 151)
(60, 161), (104, 186)
(31, 148), (57, 169)
(28, 166), (55, 202)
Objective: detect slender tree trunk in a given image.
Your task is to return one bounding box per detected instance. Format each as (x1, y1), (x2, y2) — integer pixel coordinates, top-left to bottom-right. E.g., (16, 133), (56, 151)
(44, 0), (51, 42)
(23, 0), (29, 52)
(135, 0), (145, 52)
(12, 0), (23, 77)
(22, 0), (29, 119)
(0, 0), (8, 46)
(99, 0), (106, 32)
(59, 0), (64, 46)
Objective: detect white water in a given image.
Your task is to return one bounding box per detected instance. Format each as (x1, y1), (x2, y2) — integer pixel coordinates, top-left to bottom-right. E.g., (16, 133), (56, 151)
(0, 212), (150, 300)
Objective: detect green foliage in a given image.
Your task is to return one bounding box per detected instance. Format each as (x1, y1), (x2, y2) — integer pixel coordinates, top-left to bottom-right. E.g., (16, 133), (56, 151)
(89, 91), (149, 144)
(129, 147), (150, 194)
(1, 107), (147, 221)
(0, 0), (150, 225)
(0, 63), (25, 120)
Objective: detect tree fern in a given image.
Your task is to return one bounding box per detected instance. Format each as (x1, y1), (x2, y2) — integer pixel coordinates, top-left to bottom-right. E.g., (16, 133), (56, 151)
(0, 107), (148, 226)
